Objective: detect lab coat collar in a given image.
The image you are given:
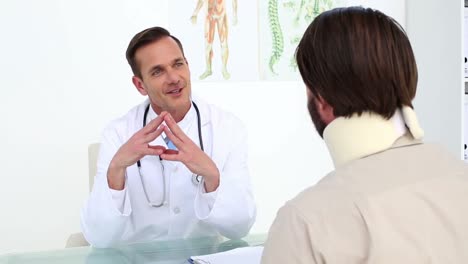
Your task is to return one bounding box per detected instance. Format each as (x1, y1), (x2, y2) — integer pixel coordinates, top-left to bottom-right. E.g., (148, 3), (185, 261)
(146, 102), (195, 131)
(142, 96), (211, 128)
(323, 107), (424, 168)
(190, 95), (211, 127)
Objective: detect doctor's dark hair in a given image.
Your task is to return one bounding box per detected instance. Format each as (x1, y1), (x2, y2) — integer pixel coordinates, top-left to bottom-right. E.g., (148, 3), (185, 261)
(296, 7), (418, 119)
(126, 26), (185, 78)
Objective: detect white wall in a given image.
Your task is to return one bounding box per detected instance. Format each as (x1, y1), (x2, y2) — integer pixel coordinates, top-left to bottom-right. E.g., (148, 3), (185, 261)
(406, 0), (464, 159)
(0, 0), (172, 254)
(0, 0), (405, 254)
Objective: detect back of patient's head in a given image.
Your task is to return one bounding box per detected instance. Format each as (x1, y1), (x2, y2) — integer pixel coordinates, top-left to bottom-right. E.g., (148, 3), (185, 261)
(296, 6), (418, 119)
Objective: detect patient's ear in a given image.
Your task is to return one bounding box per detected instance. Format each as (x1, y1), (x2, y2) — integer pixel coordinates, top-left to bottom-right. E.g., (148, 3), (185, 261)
(132, 76), (147, 96)
(315, 95), (335, 125)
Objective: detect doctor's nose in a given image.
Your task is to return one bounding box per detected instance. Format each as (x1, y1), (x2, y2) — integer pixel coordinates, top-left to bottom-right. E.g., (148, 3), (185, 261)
(166, 70), (181, 84)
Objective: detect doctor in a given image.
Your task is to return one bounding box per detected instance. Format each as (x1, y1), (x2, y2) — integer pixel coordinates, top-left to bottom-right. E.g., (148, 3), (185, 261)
(81, 26), (256, 248)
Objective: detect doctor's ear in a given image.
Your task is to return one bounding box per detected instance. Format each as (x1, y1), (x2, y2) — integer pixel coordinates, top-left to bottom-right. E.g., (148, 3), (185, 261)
(132, 76), (148, 96)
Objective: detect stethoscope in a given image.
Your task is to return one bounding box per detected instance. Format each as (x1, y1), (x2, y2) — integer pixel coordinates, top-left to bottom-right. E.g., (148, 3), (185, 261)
(137, 101), (204, 207)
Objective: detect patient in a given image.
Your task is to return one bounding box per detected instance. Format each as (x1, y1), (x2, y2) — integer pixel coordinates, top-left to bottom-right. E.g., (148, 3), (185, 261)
(262, 6), (468, 263)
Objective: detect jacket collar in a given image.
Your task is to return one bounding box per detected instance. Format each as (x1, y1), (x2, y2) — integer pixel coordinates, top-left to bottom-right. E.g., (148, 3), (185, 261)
(190, 95), (211, 126)
(323, 107), (424, 168)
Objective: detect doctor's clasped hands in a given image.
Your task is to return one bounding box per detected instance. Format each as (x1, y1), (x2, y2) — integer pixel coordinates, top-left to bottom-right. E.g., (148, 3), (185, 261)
(108, 111), (220, 192)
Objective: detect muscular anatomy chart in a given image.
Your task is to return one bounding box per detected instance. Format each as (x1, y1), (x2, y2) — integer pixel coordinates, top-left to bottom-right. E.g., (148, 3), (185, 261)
(191, 0), (237, 80)
(169, 0), (258, 81)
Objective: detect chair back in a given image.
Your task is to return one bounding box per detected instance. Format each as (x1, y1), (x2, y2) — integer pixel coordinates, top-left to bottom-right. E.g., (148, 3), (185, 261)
(88, 143), (100, 192)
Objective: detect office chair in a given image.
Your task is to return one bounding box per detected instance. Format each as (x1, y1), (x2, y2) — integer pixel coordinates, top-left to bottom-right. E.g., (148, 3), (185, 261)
(65, 143), (100, 247)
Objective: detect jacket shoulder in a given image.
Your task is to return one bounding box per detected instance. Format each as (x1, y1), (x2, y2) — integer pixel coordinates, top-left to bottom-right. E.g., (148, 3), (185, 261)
(288, 173), (357, 219)
(204, 102), (245, 128)
(101, 101), (147, 142)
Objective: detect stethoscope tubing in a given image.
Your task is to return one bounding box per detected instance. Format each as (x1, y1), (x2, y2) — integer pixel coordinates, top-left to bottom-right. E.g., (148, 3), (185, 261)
(137, 101), (204, 207)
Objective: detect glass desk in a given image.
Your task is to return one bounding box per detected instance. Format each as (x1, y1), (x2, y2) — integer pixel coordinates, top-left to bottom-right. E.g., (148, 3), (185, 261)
(0, 234), (266, 264)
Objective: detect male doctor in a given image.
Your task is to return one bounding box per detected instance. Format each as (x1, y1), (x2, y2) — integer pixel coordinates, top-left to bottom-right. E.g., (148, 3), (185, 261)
(81, 26), (256, 247)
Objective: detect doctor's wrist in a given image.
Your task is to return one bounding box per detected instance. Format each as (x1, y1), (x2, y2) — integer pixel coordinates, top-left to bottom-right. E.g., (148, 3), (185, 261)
(107, 161), (126, 190)
(203, 169), (220, 193)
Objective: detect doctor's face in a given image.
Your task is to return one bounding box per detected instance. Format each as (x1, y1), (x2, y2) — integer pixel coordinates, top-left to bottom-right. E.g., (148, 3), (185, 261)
(132, 37), (192, 114)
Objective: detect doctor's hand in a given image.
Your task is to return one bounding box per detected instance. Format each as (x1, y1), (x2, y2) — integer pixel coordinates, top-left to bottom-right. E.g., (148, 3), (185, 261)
(107, 112), (168, 190)
(160, 113), (220, 193)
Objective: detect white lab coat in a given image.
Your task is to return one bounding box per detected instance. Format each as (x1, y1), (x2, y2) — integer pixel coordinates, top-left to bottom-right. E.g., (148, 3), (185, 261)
(81, 97), (256, 247)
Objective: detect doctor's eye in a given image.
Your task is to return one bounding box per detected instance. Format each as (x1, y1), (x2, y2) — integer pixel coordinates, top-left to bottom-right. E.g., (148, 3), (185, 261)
(152, 68), (164, 76)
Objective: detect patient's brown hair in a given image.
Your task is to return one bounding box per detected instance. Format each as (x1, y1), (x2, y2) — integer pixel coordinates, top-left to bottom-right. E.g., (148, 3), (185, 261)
(296, 6), (418, 119)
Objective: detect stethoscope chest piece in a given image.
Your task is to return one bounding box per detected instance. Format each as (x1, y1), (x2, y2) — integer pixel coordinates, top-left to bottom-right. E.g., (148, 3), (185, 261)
(192, 174), (203, 185)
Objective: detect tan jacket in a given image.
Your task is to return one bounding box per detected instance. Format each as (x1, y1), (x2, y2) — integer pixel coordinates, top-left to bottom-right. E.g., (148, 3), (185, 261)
(262, 111), (468, 264)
